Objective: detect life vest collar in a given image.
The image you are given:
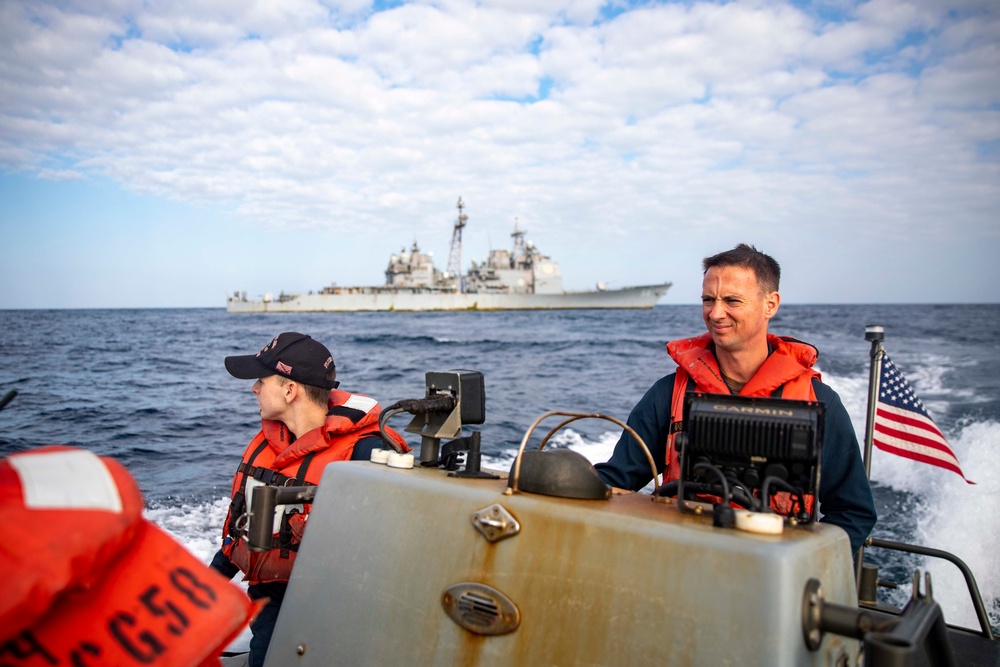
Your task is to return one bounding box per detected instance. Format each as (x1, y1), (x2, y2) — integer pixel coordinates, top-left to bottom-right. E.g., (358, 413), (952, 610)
(261, 389), (389, 469)
(666, 333), (820, 397)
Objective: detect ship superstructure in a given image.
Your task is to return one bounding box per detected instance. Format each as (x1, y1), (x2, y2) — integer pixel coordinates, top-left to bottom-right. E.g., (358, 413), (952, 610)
(227, 199), (670, 312)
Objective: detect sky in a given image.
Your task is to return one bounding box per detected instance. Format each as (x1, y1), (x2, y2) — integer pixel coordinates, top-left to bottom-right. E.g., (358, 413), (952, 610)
(1, 0), (998, 309)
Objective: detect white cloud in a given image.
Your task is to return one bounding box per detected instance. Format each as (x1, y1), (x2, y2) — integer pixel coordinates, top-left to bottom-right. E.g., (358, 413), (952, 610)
(36, 167), (84, 180)
(0, 0), (998, 307)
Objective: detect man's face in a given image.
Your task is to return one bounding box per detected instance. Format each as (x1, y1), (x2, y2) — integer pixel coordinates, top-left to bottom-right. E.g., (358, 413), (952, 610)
(701, 265), (779, 354)
(252, 374), (289, 421)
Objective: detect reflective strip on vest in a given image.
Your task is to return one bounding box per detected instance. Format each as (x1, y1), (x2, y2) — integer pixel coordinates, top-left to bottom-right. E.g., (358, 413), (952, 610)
(9, 449), (123, 512)
(343, 394), (378, 413)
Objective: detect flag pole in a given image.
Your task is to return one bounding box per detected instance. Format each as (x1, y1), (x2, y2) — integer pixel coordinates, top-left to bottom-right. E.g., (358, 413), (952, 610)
(862, 325), (886, 477)
(856, 324), (885, 583)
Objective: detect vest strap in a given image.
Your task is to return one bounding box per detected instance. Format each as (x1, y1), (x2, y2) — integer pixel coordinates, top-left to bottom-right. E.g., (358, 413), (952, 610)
(277, 451), (319, 559)
(227, 438), (270, 539)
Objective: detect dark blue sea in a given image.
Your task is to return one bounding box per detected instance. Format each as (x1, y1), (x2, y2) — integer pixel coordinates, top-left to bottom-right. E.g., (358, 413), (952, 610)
(2, 305), (998, 637)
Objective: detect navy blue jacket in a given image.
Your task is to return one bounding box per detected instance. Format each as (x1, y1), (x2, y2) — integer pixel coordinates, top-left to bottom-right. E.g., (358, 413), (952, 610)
(595, 373), (877, 553)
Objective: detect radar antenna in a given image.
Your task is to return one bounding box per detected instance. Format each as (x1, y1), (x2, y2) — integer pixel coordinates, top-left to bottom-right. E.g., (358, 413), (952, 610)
(447, 197), (468, 285)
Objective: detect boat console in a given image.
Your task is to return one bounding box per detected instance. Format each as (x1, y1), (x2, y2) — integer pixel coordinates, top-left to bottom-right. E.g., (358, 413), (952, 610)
(243, 370), (990, 667)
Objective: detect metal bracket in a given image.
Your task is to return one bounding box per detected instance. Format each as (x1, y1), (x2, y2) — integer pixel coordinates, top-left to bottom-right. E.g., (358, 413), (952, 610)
(471, 504), (520, 543)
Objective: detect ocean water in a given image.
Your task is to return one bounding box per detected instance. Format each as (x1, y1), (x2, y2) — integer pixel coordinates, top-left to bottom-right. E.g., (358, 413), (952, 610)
(1, 304), (998, 638)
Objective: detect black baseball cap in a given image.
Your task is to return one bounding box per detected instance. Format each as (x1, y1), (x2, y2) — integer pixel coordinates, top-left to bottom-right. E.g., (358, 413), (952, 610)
(225, 332), (339, 389)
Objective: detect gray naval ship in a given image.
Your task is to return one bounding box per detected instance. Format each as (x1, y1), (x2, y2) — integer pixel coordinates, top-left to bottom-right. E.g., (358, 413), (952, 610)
(226, 199), (671, 313)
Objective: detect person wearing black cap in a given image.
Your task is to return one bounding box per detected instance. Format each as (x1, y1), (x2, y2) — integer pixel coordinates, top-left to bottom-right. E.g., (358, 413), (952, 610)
(210, 332), (407, 667)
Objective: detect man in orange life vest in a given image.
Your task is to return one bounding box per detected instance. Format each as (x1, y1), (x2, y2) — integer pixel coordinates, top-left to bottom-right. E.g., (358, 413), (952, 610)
(594, 244), (877, 553)
(210, 332), (406, 667)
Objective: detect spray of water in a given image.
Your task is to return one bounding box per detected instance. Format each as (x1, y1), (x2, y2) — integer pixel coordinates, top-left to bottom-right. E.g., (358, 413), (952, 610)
(907, 421), (1000, 634)
(145, 497), (230, 564)
(825, 362), (1000, 635)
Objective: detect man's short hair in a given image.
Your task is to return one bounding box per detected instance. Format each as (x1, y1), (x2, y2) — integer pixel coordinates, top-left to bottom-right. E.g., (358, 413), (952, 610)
(702, 243), (780, 295)
(275, 376), (331, 409)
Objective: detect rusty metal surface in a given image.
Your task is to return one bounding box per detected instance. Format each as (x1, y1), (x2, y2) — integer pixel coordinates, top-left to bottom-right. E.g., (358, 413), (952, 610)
(265, 461), (859, 667)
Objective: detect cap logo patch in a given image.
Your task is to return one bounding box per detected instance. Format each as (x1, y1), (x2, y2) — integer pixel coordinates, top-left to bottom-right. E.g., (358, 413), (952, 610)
(276, 361), (293, 375)
(257, 335), (281, 358)
(324, 357), (332, 369)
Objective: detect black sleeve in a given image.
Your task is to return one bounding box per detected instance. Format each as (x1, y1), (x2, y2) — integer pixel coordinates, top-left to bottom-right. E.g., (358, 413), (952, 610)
(594, 374), (675, 490)
(210, 547), (240, 580)
(813, 379), (878, 553)
(351, 434), (384, 461)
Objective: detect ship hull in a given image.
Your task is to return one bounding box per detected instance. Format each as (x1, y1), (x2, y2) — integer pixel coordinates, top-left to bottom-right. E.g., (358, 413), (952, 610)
(226, 283), (671, 312)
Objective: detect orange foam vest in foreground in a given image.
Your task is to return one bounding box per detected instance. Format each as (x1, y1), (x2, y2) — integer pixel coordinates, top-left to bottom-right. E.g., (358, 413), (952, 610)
(0, 446), (260, 667)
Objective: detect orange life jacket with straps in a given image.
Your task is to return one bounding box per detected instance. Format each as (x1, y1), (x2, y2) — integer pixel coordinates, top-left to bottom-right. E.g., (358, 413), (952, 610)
(665, 333), (820, 516)
(221, 390), (407, 585)
(1, 446), (258, 667)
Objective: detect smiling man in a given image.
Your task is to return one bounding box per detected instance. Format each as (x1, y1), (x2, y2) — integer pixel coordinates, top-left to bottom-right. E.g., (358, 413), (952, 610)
(595, 244), (876, 555)
(210, 332), (407, 667)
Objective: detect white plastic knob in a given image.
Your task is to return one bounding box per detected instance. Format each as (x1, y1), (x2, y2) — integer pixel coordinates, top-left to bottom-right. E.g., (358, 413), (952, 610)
(734, 511), (784, 535)
(370, 449), (390, 464)
(387, 452), (415, 469)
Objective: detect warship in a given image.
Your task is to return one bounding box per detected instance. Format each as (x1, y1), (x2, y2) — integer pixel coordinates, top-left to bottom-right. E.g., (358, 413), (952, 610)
(226, 199), (671, 313)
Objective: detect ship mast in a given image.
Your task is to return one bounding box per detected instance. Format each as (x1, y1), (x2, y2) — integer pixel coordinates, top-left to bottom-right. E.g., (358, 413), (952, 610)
(511, 218), (527, 268)
(447, 197), (468, 282)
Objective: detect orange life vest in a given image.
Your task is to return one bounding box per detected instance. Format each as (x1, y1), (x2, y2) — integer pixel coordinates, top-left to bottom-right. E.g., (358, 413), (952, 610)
(221, 390), (407, 585)
(1, 446), (258, 667)
(665, 333), (820, 515)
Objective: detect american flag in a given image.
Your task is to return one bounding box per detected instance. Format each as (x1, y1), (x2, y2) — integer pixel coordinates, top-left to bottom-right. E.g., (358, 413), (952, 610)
(873, 354), (974, 484)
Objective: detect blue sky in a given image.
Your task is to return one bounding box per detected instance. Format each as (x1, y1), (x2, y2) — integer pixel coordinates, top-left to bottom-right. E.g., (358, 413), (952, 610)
(1, 0), (998, 309)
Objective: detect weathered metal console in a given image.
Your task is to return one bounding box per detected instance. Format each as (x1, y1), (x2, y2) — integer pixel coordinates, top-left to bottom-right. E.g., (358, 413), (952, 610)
(262, 458), (859, 666)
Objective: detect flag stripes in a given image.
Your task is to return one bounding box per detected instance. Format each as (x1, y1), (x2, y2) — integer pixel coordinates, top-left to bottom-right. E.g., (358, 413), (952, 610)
(872, 354), (973, 484)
